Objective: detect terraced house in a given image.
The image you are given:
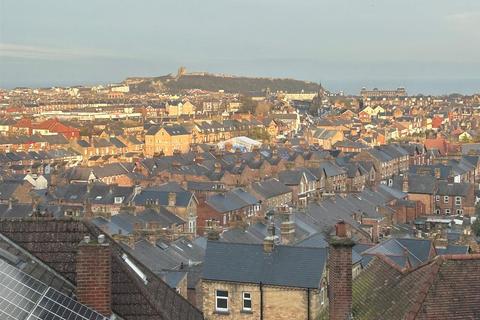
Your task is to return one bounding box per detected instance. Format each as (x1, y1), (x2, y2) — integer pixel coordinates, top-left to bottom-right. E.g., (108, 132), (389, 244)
(145, 124), (192, 156)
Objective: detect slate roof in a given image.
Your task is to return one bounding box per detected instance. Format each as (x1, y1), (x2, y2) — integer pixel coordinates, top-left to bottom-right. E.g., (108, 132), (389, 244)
(55, 183), (135, 205)
(392, 174), (436, 195)
(436, 244), (469, 255)
(203, 241), (326, 289)
(138, 207), (186, 228)
(0, 218), (203, 320)
(146, 125), (189, 136)
(352, 255), (480, 320)
(250, 178), (292, 199)
(133, 188), (194, 207)
(0, 181), (23, 201)
(278, 168), (317, 185)
(436, 181), (471, 197)
(0, 204), (34, 219)
(206, 188), (257, 213)
(296, 233), (329, 248)
(362, 238), (434, 269)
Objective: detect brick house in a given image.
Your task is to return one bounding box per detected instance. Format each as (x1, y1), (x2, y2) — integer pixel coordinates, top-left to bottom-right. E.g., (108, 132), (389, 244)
(278, 168), (320, 208)
(132, 184), (198, 235)
(201, 238), (328, 320)
(393, 174), (436, 215)
(434, 181), (475, 216)
(248, 178), (293, 212)
(145, 124), (192, 156)
(197, 188), (259, 234)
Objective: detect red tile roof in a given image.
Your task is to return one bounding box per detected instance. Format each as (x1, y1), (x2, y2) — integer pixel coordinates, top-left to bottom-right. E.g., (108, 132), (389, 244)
(353, 254), (480, 319)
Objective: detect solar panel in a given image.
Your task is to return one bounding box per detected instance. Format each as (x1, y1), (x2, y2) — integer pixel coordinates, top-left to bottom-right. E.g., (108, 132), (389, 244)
(0, 259), (108, 320)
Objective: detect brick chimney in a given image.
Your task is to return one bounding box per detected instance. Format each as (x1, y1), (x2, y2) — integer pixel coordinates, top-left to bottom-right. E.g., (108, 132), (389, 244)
(168, 192), (176, 207)
(328, 221), (354, 320)
(280, 207), (295, 245)
(402, 174), (409, 193)
(263, 222), (275, 253)
(76, 234), (112, 316)
(214, 162), (222, 173)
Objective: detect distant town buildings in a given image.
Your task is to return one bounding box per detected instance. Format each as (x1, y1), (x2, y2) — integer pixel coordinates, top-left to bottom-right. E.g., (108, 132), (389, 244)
(1, 76), (480, 319)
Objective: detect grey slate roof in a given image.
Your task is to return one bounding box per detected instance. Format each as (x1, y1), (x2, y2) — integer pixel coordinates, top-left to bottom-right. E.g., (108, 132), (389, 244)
(133, 188), (194, 207)
(206, 188), (257, 213)
(392, 174), (436, 195)
(362, 238), (433, 269)
(203, 241), (326, 289)
(436, 181), (471, 197)
(250, 178), (291, 199)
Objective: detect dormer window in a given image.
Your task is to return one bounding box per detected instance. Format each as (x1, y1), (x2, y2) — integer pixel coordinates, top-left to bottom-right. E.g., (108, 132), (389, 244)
(114, 196), (124, 204)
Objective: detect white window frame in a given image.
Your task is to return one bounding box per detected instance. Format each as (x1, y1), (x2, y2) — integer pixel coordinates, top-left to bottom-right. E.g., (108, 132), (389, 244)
(445, 208), (451, 215)
(215, 290), (229, 312)
(444, 196), (449, 203)
(435, 209), (441, 215)
(435, 195), (440, 202)
(242, 292), (252, 311)
(455, 196), (461, 206)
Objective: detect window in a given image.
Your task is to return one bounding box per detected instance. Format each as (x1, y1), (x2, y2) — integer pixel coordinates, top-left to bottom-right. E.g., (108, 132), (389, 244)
(435, 195), (440, 202)
(444, 196), (449, 203)
(456, 209), (463, 214)
(242, 292), (252, 311)
(216, 290), (228, 312)
(435, 209), (440, 215)
(455, 196), (461, 206)
(445, 209), (451, 215)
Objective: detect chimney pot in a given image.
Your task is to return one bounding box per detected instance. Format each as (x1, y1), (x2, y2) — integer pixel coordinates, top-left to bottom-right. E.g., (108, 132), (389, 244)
(335, 220), (347, 238)
(264, 222), (275, 253)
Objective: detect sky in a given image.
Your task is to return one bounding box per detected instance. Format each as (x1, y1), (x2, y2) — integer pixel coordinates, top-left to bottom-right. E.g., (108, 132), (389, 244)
(0, 0), (479, 94)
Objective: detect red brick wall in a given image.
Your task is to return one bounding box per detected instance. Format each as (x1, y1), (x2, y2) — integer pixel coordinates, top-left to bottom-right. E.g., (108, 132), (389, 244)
(328, 240), (353, 320)
(76, 242), (112, 316)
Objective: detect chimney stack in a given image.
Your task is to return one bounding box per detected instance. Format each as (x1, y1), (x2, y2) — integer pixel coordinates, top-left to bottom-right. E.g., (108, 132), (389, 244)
(402, 174), (409, 193)
(214, 162), (222, 173)
(280, 207), (295, 245)
(328, 221), (354, 320)
(263, 222), (275, 253)
(76, 234), (112, 316)
(168, 192), (176, 207)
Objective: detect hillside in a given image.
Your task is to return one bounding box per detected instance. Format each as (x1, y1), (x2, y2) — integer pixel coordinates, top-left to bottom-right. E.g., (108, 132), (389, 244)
(125, 72), (321, 94)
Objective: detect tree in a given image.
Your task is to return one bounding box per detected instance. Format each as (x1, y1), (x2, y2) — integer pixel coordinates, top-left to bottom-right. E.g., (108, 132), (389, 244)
(472, 219), (480, 237)
(239, 95), (256, 114)
(255, 101), (272, 116)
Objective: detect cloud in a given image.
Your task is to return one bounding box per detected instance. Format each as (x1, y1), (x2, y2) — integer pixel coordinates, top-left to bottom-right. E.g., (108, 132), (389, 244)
(446, 11), (480, 26)
(0, 43), (116, 60)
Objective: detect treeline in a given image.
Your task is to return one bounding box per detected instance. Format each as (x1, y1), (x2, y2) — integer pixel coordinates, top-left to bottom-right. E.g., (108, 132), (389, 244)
(128, 74), (321, 94)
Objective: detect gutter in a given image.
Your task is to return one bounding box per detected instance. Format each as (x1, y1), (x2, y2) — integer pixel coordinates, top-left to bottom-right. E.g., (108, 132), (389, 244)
(307, 287), (311, 320)
(260, 281), (264, 320)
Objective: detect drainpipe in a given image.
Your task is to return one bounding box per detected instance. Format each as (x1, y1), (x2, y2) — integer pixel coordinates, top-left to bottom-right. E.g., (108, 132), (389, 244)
(307, 288), (311, 320)
(260, 281), (264, 320)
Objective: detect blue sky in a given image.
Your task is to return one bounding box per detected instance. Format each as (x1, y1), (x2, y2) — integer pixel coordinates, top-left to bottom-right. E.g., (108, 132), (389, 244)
(1, 0), (479, 94)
